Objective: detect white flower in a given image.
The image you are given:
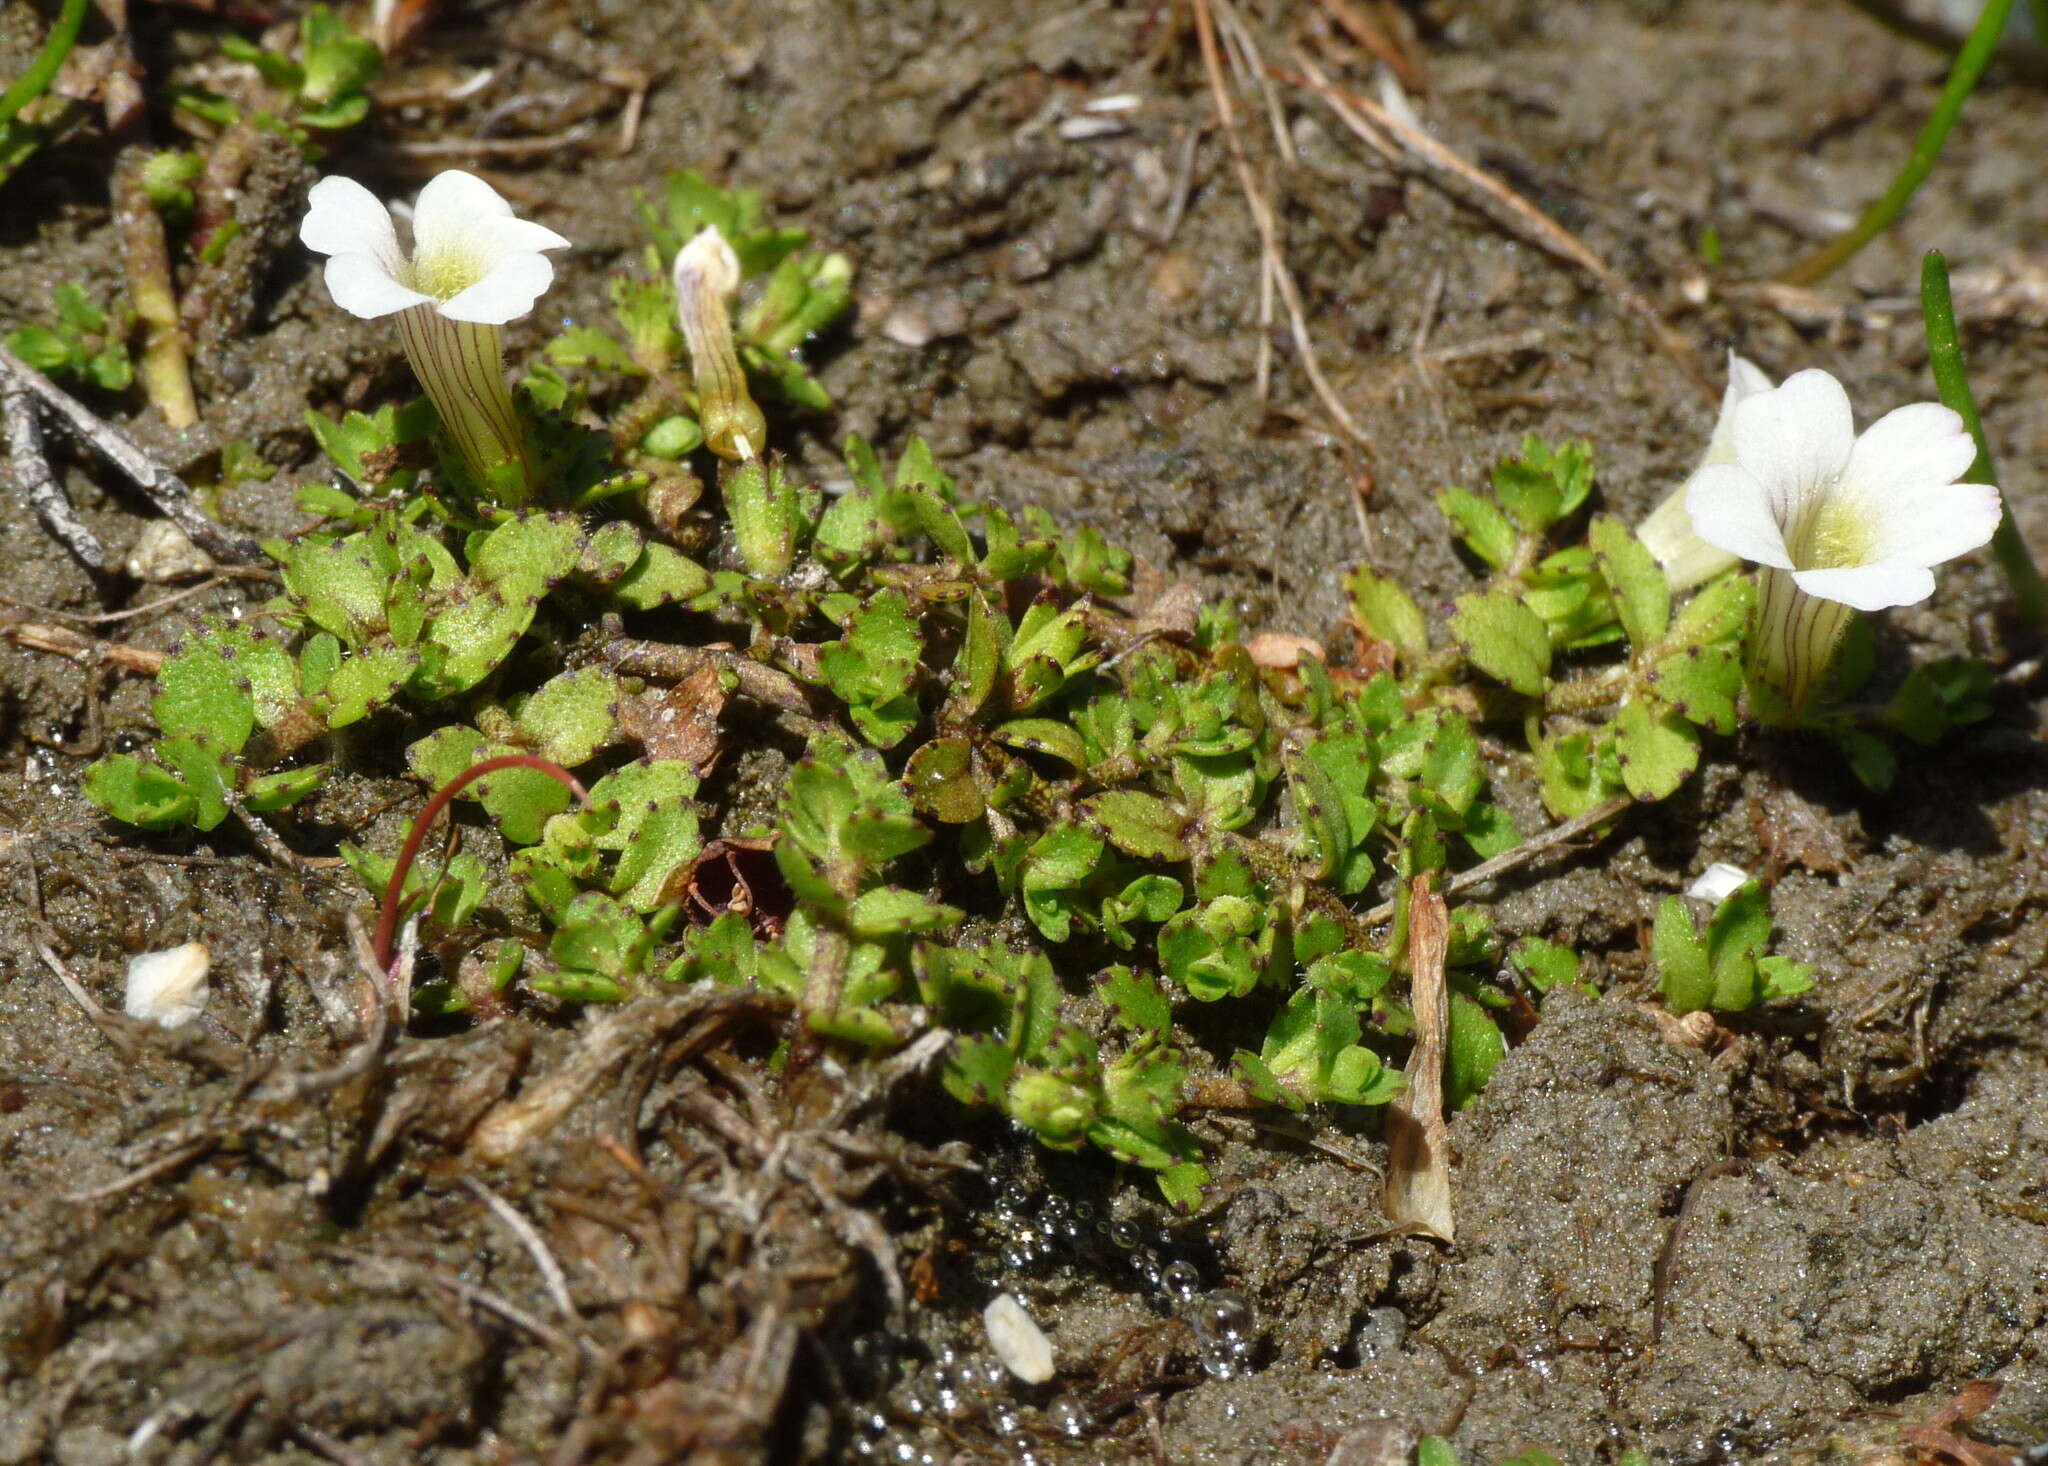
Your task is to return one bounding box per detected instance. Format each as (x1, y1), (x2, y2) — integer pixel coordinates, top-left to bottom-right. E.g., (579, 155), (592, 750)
(1684, 367), (2000, 709)
(299, 170), (569, 324)
(124, 941), (211, 1028)
(1637, 352), (1774, 592)
(1686, 369), (1997, 610)
(299, 170), (569, 502)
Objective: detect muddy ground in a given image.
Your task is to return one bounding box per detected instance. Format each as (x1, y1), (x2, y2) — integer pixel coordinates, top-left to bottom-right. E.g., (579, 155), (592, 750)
(3, 0), (2048, 1462)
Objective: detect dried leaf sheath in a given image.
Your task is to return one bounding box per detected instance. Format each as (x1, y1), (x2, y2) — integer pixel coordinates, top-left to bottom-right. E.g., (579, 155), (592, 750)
(1384, 872), (1455, 1243)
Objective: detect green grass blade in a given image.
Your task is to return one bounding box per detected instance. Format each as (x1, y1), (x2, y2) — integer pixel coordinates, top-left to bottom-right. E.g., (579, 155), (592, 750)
(1920, 249), (2048, 624)
(1781, 0), (2015, 286)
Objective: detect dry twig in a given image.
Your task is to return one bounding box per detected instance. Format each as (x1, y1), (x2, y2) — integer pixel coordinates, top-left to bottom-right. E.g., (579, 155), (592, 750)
(0, 343), (257, 562)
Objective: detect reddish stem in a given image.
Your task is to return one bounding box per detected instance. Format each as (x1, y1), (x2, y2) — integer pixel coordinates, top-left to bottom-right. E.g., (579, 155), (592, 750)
(372, 754), (588, 975)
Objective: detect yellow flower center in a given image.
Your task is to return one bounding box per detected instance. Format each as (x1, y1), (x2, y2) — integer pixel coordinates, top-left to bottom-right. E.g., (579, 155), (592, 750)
(1790, 491), (1873, 572)
(408, 240), (487, 302)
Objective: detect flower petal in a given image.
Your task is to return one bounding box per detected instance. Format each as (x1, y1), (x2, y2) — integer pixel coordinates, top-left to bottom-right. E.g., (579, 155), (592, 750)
(300, 175), (402, 275)
(1685, 463), (1793, 569)
(1839, 401), (1977, 506)
(1730, 368), (1855, 529)
(1865, 480), (2003, 568)
(437, 250), (556, 324)
(1790, 559), (1936, 612)
(470, 213), (572, 256)
(323, 253), (433, 319)
(410, 169), (516, 263)
(1701, 351), (1774, 467)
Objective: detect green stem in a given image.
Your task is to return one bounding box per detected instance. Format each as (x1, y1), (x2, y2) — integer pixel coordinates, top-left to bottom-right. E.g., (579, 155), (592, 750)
(0, 0), (88, 130)
(2031, 0), (2048, 44)
(1780, 0), (2015, 286)
(1920, 249), (2048, 625)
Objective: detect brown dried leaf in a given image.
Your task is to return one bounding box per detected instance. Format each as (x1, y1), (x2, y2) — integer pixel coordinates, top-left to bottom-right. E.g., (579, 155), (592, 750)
(1383, 873), (1454, 1243)
(618, 661), (729, 775)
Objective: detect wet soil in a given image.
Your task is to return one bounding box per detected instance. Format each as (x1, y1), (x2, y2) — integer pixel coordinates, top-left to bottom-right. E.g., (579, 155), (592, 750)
(4, 0), (2048, 1462)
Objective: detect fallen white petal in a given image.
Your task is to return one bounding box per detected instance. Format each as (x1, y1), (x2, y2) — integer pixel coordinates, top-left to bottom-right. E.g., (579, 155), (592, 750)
(983, 1293), (1055, 1383)
(1686, 862), (1751, 904)
(124, 941), (211, 1028)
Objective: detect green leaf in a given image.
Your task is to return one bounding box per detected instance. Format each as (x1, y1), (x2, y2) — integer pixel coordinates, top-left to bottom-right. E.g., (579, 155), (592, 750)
(1098, 964), (1172, 1032)
(1654, 896), (1712, 1015)
(1444, 993), (1505, 1109)
(586, 761), (703, 911)
(1344, 566), (1427, 660)
(1704, 880), (1772, 1011)
(323, 642), (418, 727)
(153, 639), (256, 752)
(1416, 1439), (1460, 1466)
(723, 457), (816, 578)
(1101, 874), (1185, 949)
(1082, 789), (1190, 862)
(1461, 801), (1523, 859)
(547, 324), (639, 375)
(989, 717), (1089, 772)
(1437, 487), (1516, 568)
(418, 513), (582, 698)
(1019, 825), (1105, 942)
(1671, 569), (1754, 644)
(1510, 938), (1583, 996)
(1885, 657), (1992, 747)
(1614, 695), (1698, 801)
(154, 736), (232, 831)
(6, 326), (70, 373)
(1156, 1161), (1211, 1214)
(818, 589), (923, 748)
(1422, 712), (1483, 815)
(849, 885), (962, 937)
(82, 754), (197, 830)
(1757, 954), (1816, 1002)
(513, 668), (619, 767)
(1589, 514), (1670, 649)
(1492, 435), (1593, 531)
(904, 737), (984, 824)
(1650, 642), (1741, 734)
(243, 764), (328, 812)
(611, 543), (713, 610)
(1834, 727), (1897, 791)
(1450, 590), (1550, 696)
(1534, 728), (1624, 820)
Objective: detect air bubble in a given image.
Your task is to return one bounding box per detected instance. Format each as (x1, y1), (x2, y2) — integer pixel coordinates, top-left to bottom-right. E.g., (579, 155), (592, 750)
(1047, 1398), (1092, 1438)
(1108, 1219), (1141, 1249)
(1161, 1260), (1201, 1304)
